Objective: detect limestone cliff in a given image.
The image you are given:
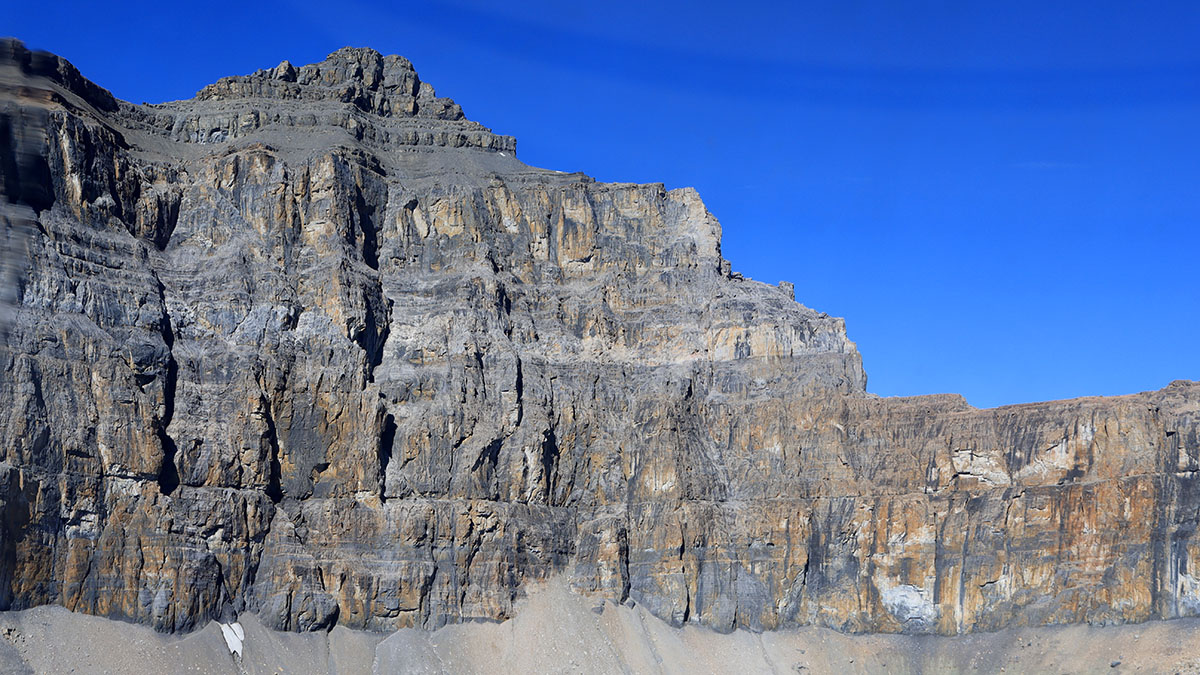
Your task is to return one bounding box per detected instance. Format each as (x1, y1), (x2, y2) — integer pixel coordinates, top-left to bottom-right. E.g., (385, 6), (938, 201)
(1, 39), (1197, 636)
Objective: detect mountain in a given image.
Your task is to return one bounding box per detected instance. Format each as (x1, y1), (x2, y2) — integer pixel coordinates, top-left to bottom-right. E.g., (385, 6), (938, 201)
(1, 38), (1198, 638)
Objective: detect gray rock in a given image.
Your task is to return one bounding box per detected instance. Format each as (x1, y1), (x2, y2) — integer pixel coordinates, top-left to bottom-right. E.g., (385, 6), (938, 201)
(1, 38), (1198, 639)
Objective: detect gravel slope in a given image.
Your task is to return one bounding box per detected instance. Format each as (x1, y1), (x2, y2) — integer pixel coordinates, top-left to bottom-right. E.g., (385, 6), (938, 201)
(2, 578), (1200, 674)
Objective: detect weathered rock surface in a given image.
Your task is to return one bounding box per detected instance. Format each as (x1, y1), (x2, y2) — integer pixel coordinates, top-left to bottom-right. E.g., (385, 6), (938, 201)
(1, 38), (1197, 637)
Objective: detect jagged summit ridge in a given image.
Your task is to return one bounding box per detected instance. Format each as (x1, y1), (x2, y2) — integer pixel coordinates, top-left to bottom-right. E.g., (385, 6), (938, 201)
(92, 42), (515, 152)
(0, 39), (516, 153)
(197, 46), (459, 121)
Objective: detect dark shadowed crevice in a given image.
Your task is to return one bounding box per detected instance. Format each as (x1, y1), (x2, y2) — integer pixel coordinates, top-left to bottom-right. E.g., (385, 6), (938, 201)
(356, 188), (380, 270)
(156, 428), (180, 495)
(263, 400), (284, 504)
(495, 282), (512, 323)
(378, 413), (396, 500)
(618, 527), (631, 602)
(803, 522), (821, 593)
(540, 426), (559, 498)
(354, 294), (390, 382)
(152, 189), (181, 251)
(155, 292), (180, 496)
(266, 460), (284, 504)
(472, 437), (503, 472)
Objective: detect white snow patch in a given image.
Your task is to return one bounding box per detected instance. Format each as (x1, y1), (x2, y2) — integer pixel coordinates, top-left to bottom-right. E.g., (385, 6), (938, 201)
(220, 621), (244, 658)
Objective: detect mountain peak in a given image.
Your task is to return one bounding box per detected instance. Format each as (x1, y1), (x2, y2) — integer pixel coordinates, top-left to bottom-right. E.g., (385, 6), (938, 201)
(195, 45), (447, 119)
(0, 39), (515, 154)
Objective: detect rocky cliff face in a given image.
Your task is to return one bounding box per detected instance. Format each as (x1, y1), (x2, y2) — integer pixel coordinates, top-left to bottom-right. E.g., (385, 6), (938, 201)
(1, 39), (1198, 636)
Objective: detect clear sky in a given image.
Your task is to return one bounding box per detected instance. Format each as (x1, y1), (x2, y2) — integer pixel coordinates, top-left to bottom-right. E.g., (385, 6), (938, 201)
(9, 1), (1199, 408)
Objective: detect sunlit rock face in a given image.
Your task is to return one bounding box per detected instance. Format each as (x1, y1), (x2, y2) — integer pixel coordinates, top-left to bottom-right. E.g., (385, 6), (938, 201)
(1, 38), (1197, 635)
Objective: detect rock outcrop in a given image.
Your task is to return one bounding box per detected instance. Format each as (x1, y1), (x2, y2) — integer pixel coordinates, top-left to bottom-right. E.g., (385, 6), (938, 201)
(1, 38), (1197, 636)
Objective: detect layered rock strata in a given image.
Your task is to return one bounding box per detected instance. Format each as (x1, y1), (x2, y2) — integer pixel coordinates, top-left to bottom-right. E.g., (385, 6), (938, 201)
(1, 39), (1197, 636)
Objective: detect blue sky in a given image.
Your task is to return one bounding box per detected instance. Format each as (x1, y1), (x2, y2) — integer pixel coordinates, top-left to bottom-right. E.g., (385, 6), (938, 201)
(10, 1), (1199, 407)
